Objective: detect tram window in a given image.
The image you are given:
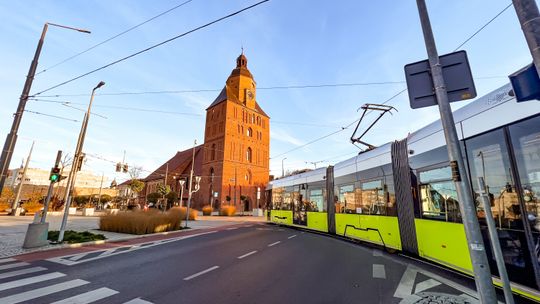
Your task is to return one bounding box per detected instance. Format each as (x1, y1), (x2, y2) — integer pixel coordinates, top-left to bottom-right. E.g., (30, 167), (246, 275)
(466, 128), (519, 229)
(309, 189), (325, 212)
(385, 178), (397, 216)
(509, 115), (540, 250)
(282, 188), (293, 210)
(418, 166), (462, 223)
(335, 184), (356, 213)
(271, 187), (284, 210)
(361, 180), (384, 215)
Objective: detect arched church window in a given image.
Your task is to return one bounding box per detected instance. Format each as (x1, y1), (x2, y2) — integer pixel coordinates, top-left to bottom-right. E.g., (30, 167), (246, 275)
(247, 127), (252, 137)
(246, 147), (252, 163)
(211, 144), (216, 161)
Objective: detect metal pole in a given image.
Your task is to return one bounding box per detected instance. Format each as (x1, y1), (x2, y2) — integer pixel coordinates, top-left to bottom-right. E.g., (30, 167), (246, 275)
(234, 167), (237, 207)
(58, 81), (104, 243)
(41, 150), (62, 223)
(11, 142), (34, 214)
(185, 141), (196, 228)
(477, 177), (515, 304)
(415, 1), (497, 302)
(0, 23), (90, 197)
(512, 0), (540, 77)
(281, 157), (287, 177)
(0, 24), (48, 197)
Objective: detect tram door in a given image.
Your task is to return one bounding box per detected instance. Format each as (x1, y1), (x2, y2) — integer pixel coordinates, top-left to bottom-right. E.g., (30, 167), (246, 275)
(293, 184), (307, 226)
(466, 126), (539, 289)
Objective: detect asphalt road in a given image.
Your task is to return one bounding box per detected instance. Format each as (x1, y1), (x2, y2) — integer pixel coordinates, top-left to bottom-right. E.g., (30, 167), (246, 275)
(0, 223), (531, 304)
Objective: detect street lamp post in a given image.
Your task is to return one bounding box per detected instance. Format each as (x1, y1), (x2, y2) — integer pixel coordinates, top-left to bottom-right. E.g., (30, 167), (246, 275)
(184, 140), (200, 228)
(178, 179), (185, 207)
(57, 81), (105, 243)
(281, 157), (287, 177)
(0, 22), (90, 197)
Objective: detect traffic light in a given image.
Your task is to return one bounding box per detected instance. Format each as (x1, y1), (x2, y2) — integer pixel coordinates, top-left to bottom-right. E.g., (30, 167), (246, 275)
(76, 153), (85, 171)
(116, 163), (122, 172)
(49, 167), (61, 183)
(123, 164), (128, 173)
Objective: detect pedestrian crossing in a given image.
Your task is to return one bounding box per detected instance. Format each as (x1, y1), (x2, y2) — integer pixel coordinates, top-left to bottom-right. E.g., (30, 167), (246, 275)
(0, 257), (153, 304)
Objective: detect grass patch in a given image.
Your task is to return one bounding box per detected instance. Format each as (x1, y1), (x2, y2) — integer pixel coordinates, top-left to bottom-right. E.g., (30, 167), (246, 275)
(48, 230), (106, 244)
(100, 209), (187, 235)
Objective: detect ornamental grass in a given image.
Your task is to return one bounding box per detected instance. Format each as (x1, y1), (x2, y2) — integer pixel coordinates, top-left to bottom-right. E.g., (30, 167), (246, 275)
(219, 205), (236, 216)
(171, 206), (198, 220)
(99, 209), (183, 235)
(202, 205), (212, 216)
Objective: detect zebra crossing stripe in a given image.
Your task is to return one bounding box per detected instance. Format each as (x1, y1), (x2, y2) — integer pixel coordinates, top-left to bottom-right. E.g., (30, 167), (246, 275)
(0, 267), (47, 280)
(0, 262), (29, 271)
(0, 279), (89, 304)
(51, 287), (119, 304)
(0, 258), (16, 264)
(0, 272), (65, 292)
(123, 297), (154, 303)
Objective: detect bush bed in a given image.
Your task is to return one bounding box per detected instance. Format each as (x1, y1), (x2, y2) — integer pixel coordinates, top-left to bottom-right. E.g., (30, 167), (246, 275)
(171, 207), (197, 220)
(202, 205), (212, 216)
(219, 205), (236, 216)
(100, 209), (184, 235)
(48, 230), (106, 244)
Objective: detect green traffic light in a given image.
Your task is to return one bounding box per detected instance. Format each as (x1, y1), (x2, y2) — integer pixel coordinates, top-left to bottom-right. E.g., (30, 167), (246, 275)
(50, 174), (59, 182)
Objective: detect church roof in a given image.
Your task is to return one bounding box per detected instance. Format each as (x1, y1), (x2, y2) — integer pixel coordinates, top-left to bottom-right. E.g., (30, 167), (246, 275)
(206, 85), (269, 117)
(143, 145), (204, 182)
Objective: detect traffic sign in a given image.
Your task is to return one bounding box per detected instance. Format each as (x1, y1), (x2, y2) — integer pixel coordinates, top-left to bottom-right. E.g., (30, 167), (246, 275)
(404, 50), (476, 109)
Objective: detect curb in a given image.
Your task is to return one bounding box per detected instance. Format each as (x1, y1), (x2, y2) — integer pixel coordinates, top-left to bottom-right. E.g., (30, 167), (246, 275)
(12, 223), (248, 258)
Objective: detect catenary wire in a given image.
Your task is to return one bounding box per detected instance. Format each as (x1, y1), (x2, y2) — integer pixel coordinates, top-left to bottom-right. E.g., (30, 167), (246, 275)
(30, 0), (270, 97)
(35, 0), (196, 76)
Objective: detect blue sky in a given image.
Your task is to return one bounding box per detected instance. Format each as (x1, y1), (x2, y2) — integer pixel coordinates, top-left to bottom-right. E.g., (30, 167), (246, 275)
(0, 0), (533, 183)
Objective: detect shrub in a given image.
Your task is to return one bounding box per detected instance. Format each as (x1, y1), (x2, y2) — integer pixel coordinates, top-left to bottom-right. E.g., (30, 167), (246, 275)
(219, 205), (236, 216)
(202, 205), (212, 216)
(0, 202), (9, 212)
(170, 207), (197, 220)
(99, 209), (183, 235)
(48, 230), (106, 244)
(23, 201), (43, 213)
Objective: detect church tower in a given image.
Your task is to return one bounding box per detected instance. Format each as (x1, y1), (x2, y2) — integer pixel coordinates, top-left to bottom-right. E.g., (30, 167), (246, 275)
(201, 53), (270, 211)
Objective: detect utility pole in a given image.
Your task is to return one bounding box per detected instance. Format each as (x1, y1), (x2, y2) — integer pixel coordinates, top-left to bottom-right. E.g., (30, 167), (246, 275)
(415, 1), (496, 302)
(0, 23), (90, 197)
(11, 142), (34, 215)
(97, 172), (104, 209)
(281, 157), (287, 177)
(513, 0), (540, 77)
(234, 167), (237, 206)
(41, 150), (62, 223)
(185, 140), (200, 228)
(58, 81), (105, 243)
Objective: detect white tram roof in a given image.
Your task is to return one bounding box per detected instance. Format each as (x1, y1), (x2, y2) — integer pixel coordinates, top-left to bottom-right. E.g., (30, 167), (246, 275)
(269, 167), (326, 189)
(407, 83), (540, 155)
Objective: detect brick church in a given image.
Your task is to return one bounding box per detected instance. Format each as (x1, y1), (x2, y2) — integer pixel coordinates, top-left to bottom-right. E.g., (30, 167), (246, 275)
(142, 53), (270, 211)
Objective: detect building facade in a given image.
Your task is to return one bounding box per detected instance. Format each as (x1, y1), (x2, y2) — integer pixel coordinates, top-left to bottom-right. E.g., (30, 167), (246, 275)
(200, 53), (270, 211)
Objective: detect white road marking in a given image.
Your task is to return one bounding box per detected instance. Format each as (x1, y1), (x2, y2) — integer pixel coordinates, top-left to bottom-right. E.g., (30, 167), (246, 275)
(287, 234), (297, 239)
(0, 279), (89, 304)
(98, 249), (118, 257)
(372, 264), (386, 279)
(68, 253), (92, 261)
(47, 231), (217, 266)
(373, 249), (383, 257)
(393, 266), (417, 298)
(183, 266), (219, 281)
(51, 287), (119, 304)
(0, 258), (16, 264)
(268, 241), (281, 247)
(414, 278), (441, 293)
(0, 267), (47, 280)
(237, 251), (257, 259)
(459, 293), (480, 303)
(0, 262), (29, 271)
(0, 272), (65, 291)
(226, 227), (238, 230)
(123, 298), (154, 304)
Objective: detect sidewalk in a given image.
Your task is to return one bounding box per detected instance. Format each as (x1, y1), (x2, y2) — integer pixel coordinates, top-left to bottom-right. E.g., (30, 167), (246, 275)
(0, 213), (266, 258)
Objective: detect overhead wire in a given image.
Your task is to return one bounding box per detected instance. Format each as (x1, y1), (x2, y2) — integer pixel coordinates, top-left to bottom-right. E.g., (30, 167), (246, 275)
(24, 110), (79, 122)
(30, 0), (270, 97)
(35, 0), (196, 76)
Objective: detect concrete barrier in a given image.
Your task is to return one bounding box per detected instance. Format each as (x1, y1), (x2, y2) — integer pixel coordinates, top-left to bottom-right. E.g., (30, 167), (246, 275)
(22, 222), (49, 248)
